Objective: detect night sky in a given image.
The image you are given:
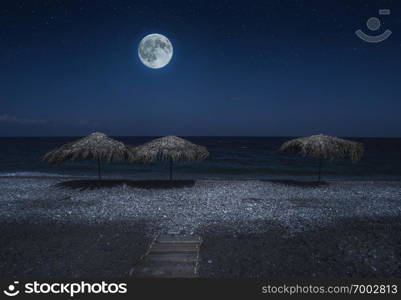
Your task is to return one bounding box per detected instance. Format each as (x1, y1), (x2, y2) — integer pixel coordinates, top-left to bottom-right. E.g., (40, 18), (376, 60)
(1, 0), (400, 137)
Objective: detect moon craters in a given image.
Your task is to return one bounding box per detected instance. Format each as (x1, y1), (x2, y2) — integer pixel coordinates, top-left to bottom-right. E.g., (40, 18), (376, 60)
(138, 34), (173, 69)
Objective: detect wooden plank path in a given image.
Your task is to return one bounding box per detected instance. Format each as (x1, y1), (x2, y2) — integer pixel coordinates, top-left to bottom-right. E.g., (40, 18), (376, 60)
(129, 234), (203, 278)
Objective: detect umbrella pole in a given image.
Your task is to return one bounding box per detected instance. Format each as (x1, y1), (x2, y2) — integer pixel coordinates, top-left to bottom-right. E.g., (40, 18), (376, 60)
(169, 159), (173, 181)
(318, 158), (322, 182)
(98, 158), (102, 180)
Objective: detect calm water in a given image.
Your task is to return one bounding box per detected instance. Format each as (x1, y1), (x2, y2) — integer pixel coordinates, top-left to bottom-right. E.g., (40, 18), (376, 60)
(0, 137), (400, 180)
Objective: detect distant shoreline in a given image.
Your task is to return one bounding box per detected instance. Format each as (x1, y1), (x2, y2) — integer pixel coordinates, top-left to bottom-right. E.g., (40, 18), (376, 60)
(0, 176), (399, 183)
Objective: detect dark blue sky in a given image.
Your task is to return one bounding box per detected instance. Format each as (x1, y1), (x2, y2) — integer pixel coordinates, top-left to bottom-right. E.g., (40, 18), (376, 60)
(1, 0), (400, 137)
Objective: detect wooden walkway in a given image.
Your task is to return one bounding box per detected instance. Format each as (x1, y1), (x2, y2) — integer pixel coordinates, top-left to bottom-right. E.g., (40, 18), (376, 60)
(130, 234), (203, 278)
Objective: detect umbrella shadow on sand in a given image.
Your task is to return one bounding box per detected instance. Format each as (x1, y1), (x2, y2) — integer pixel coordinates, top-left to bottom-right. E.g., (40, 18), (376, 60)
(56, 179), (196, 190)
(261, 179), (329, 188)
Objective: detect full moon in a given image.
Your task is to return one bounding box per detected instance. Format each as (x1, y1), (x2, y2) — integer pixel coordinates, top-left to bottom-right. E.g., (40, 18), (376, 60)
(138, 33), (173, 69)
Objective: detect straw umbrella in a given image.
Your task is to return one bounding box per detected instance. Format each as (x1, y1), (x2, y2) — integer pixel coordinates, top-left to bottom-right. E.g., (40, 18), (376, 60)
(279, 134), (364, 181)
(130, 136), (209, 180)
(43, 132), (135, 179)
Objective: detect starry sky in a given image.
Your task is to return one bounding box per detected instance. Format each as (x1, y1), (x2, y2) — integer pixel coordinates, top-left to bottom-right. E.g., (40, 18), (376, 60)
(1, 0), (400, 137)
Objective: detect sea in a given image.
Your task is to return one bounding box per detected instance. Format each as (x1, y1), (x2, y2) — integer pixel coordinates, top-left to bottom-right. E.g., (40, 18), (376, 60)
(0, 137), (400, 181)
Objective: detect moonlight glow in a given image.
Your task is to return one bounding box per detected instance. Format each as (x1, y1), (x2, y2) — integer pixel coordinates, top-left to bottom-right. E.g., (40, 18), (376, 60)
(138, 33), (173, 69)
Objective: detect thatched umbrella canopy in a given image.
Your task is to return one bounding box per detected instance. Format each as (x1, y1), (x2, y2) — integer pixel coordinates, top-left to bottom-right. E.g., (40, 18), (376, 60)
(279, 134), (364, 181)
(43, 132), (135, 179)
(130, 136), (209, 180)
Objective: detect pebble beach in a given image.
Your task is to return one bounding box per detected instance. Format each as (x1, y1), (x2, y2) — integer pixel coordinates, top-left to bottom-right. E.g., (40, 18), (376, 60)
(1, 176), (400, 278)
